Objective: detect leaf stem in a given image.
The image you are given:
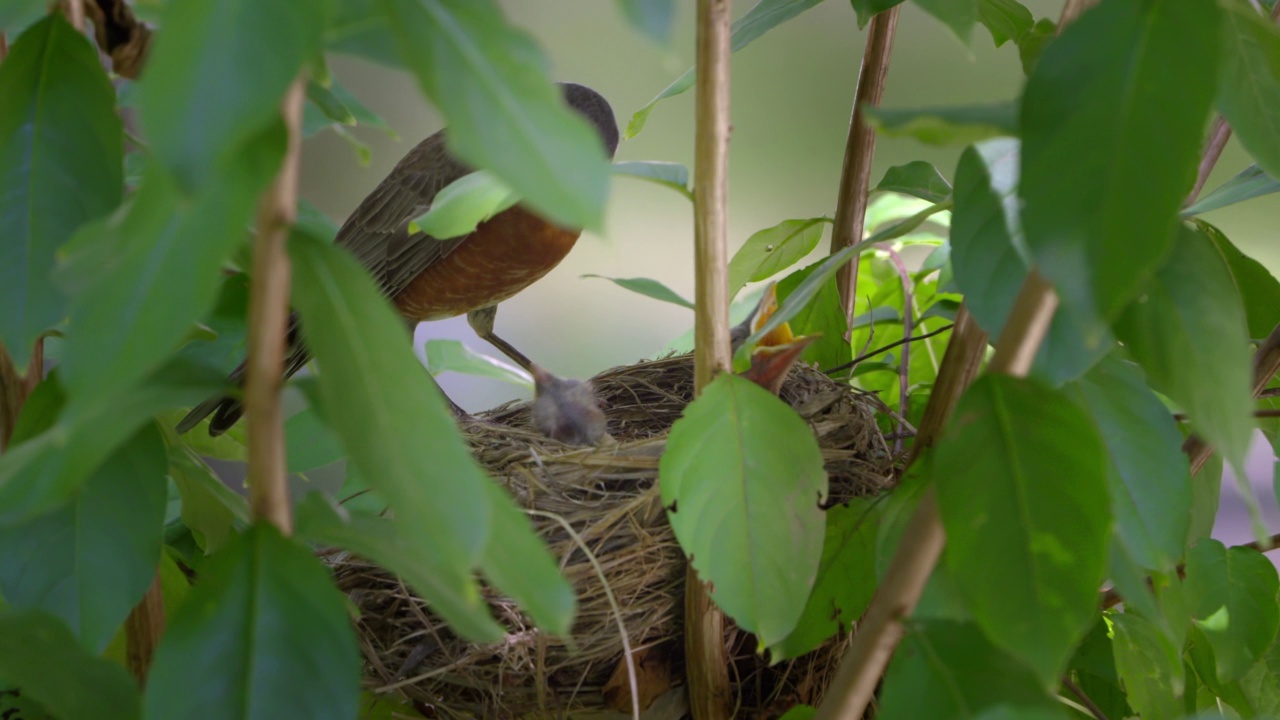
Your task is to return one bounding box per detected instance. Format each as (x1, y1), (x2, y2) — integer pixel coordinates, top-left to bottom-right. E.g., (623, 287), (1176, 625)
(824, 323), (955, 375)
(687, 0), (734, 718)
(830, 7), (901, 322)
(245, 78), (305, 534)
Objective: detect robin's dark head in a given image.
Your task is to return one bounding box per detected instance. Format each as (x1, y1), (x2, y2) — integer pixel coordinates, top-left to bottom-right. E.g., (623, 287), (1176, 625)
(559, 82), (620, 159)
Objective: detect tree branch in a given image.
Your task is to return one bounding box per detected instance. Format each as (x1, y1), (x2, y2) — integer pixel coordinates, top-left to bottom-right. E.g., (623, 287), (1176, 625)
(245, 79), (305, 534)
(830, 7), (901, 321)
(124, 573), (165, 685)
(687, 1), (734, 717)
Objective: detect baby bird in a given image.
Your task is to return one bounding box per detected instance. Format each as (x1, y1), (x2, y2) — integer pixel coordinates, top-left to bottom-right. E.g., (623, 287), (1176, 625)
(530, 365), (611, 447)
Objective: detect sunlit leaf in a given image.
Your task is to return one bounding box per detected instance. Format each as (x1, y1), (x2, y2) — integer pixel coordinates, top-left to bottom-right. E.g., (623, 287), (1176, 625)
(1183, 164), (1280, 217)
(1109, 613), (1186, 720)
(138, 0), (325, 191)
(1021, 0), (1221, 331)
(289, 231), (491, 581)
(381, 0), (612, 231)
(1199, 220), (1280, 341)
(978, 0), (1033, 47)
(612, 160), (692, 198)
(728, 218), (828, 295)
(0, 609), (141, 720)
(768, 499), (880, 661)
(407, 170), (519, 240)
(873, 161), (953, 204)
(1069, 358), (1191, 572)
(582, 274), (695, 310)
(0, 15), (122, 368)
(935, 374), (1110, 684)
(626, 0), (826, 137)
(660, 373), (827, 647)
(1216, 0), (1280, 181)
(424, 339), (533, 388)
(143, 524), (359, 719)
(878, 620), (1056, 720)
(0, 425), (167, 653)
(617, 0), (676, 44)
(864, 102), (1018, 146)
(1183, 539), (1280, 683)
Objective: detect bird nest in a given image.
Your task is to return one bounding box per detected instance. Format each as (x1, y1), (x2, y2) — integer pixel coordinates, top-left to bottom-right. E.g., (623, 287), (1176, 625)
(328, 354), (896, 718)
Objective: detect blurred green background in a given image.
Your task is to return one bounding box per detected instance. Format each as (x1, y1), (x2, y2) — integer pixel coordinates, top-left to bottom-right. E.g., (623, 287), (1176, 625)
(299, 0), (1280, 413)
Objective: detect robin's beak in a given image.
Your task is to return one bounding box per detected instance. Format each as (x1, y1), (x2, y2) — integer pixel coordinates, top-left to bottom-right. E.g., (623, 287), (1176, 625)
(738, 283), (818, 394)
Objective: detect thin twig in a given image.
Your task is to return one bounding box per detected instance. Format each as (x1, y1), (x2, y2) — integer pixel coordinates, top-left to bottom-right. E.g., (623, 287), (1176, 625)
(1187, 117), (1233, 207)
(1062, 676), (1110, 720)
(825, 323), (955, 375)
(245, 79), (306, 534)
(687, 1), (733, 718)
(830, 7), (901, 322)
(124, 573), (165, 685)
(1174, 408), (1280, 421)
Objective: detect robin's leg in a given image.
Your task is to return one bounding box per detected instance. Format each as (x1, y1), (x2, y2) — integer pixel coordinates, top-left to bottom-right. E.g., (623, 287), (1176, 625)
(466, 305), (533, 371)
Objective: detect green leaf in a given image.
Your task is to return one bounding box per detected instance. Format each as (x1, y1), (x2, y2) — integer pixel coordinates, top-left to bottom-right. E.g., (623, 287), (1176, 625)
(0, 15), (122, 367)
(912, 0), (978, 45)
(949, 139), (1025, 340)
(851, 0), (908, 28)
(1069, 358), (1191, 572)
(1017, 18), (1055, 75)
(424, 339), (534, 388)
(1114, 224), (1256, 519)
(777, 706), (816, 720)
(626, 0), (826, 138)
(60, 134), (282, 413)
(1108, 613), (1186, 720)
(864, 102), (1018, 146)
(727, 218), (828, 296)
(1183, 164), (1280, 217)
(143, 524), (359, 719)
(1216, 0), (1280, 182)
(1069, 618), (1134, 720)
(1020, 0), (1221, 331)
(137, 0), (325, 192)
(285, 408), (347, 474)
(1030, 306), (1114, 386)
(288, 231), (491, 581)
(175, 273), (251, 378)
(1189, 454), (1223, 548)
(477, 481), (576, 636)
(768, 499), (881, 661)
(380, 0), (612, 231)
(326, 0), (401, 67)
(878, 620), (1056, 719)
(935, 375), (1110, 684)
(660, 373), (828, 648)
(873, 161), (953, 203)
(329, 78), (397, 138)
(776, 262), (853, 372)
(0, 609), (141, 720)
(612, 160), (693, 198)
(1183, 539), (1280, 683)
(978, 0), (1033, 47)
(0, 425), (167, 653)
(582, 274), (695, 310)
(294, 494), (504, 641)
(0, 0), (44, 34)
(164, 440), (249, 555)
(1200, 220), (1280, 341)
(1237, 635), (1280, 716)
(306, 78), (356, 127)
(407, 170), (519, 239)
(617, 0), (676, 44)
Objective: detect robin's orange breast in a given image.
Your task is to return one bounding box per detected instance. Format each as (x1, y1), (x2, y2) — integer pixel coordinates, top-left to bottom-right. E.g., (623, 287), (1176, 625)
(393, 206), (582, 322)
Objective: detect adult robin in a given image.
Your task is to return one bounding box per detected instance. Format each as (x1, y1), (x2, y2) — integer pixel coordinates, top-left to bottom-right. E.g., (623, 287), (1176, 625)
(178, 82), (620, 436)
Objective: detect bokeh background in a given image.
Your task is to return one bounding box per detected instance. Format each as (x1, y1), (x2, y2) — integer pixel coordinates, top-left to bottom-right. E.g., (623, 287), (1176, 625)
(298, 1), (1280, 542)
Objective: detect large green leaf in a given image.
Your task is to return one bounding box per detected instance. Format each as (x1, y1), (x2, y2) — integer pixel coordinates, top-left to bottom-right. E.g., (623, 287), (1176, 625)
(935, 374), (1110, 684)
(1216, 0), (1280, 181)
(660, 373), (828, 648)
(407, 170), (519, 239)
(1183, 539), (1280, 684)
(288, 232), (490, 582)
(294, 494), (503, 641)
(878, 620), (1056, 719)
(864, 102), (1018, 146)
(137, 0), (325, 191)
(913, 0), (978, 45)
(977, 0), (1033, 47)
(380, 0), (611, 231)
(0, 424), (166, 653)
(949, 139), (1024, 340)
(0, 15), (122, 367)
(626, 0), (826, 137)
(0, 609), (141, 720)
(768, 499), (880, 661)
(616, 0), (676, 44)
(1199, 221), (1280, 341)
(1183, 164), (1280, 217)
(60, 137), (282, 412)
(873, 161), (953, 204)
(1114, 224), (1255, 505)
(728, 218), (829, 296)
(1020, 0), (1221, 331)
(1069, 358), (1191, 572)
(1237, 636), (1280, 716)
(143, 524), (359, 720)
(1109, 613), (1186, 720)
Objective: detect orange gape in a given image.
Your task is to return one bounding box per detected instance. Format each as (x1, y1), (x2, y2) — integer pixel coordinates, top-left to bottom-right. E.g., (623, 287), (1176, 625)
(394, 206), (582, 322)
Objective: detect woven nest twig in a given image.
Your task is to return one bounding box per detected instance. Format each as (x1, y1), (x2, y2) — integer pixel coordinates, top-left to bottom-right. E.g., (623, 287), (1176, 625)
(329, 354), (897, 719)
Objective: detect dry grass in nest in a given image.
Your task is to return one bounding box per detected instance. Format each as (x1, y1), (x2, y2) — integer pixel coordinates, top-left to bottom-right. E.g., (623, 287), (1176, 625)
(328, 353), (897, 718)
